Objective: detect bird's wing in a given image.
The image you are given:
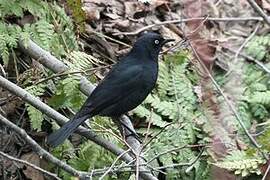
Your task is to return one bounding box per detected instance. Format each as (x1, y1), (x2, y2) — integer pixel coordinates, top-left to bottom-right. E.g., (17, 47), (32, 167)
(83, 63), (144, 114)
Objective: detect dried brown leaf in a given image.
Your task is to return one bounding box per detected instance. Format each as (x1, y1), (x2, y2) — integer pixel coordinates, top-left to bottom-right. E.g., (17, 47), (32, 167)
(20, 152), (44, 180)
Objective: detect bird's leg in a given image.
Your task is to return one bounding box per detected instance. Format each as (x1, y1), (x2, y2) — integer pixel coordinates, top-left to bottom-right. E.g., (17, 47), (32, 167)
(112, 116), (142, 143)
(119, 118), (142, 143)
(81, 121), (91, 129)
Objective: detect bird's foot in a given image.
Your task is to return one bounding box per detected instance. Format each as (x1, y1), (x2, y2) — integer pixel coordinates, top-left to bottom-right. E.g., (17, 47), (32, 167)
(81, 122), (91, 129)
(125, 132), (142, 143)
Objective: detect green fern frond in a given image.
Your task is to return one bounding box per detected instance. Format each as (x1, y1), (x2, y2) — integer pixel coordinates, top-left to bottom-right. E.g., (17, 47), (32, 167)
(22, 0), (45, 17)
(133, 105), (168, 127)
(157, 61), (170, 97)
(48, 76), (86, 110)
(34, 20), (54, 50)
(0, 23), (21, 65)
(249, 91), (270, 105)
(25, 84), (46, 131)
(65, 51), (94, 71)
(26, 104), (44, 131)
(214, 150), (264, 177)
(246, 34), (270, 61)
(0, 0), (24, 17)
(26, 83), (46, 96)
(144, 94), (178, 120)
(49, 4), (78, 51)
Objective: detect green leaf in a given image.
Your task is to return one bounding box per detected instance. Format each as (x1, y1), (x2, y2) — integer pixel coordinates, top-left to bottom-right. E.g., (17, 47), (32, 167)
(26, 104), (43, 131)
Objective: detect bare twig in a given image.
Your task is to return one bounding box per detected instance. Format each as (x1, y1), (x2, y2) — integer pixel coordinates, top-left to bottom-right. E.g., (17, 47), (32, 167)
(142, 122), (174, 150)
(99, 149), (131, 180)
(34, 65), (110, 85)
(114, 16), (269, 36)
(92, 121), (136, 155)
(147, 144), (205, 164)
(142, 108), (153, 144)
(247, 0), (270, 26)
(224, 47), (270, 75)
(85, 25), (131, 48)
(155, 149), (204, 170)
(262, 161), (270, 180)
(0, 150), (61, 180)
(233, 23), (260, 63)
(0, 114), (89, 179)
(0, 63), (6, 77)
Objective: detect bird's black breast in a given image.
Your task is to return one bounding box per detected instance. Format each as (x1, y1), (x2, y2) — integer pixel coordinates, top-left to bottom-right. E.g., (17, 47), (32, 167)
(98, 61), (158, 117)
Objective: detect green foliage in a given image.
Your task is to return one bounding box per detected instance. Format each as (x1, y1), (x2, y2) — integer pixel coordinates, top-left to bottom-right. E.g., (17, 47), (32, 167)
(49, 51), (96, 110)
(243, 64), (270, 121)
(258, 128), (270, 152)
(0, 0), (45, 18)
(249, 91), (270, 105)
(66, 0), (86, 31)
(68, 142), (115, 171)
(49, 76), (86, 111)
(145, 123), (201, 179)
(26, 104), (44, 130)
(51, 123), (122, 180)
(0, 23), (21, 65)
(0, 0), (78, 64)
(25, 83), (46, 131)
(0, 0), (80, 131)
(32, 20), (55, 50)
(214, 150), (264, 177)
(246, 34), (270, 61)
(65, 51), (94, 71)
(216, 33), (270, 178)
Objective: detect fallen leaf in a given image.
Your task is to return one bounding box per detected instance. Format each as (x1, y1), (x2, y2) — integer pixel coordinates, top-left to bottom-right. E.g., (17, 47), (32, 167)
(20, 152), (44, 180)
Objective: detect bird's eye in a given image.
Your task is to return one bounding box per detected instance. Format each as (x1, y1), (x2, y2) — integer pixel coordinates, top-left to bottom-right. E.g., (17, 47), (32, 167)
(154, 39), (160, 45)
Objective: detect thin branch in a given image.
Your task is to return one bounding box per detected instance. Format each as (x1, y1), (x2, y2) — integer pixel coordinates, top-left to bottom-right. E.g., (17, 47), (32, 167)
(114, 16), (269, 36)
(0, 150), (61, 180)
(142, 122), (174, 150)
(233, 23), (260, 63)
(224, 47), (270, 75)
(34, 65), (110, 85)
(99, 149), (131, 180)
(142, 109), (153, 145)
(85, 25), (131, 48)
(155, 149), (204, 170)
(0, 114), (89, 179)
(247, 0), (270, 26)
(262, 161), (270, 180)
(0, 63), (6, 77)
(147, 144), (205, 164)
(92, 121), (136, 155)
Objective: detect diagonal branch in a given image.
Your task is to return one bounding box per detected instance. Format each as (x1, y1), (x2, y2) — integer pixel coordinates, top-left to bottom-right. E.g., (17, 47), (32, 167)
(0, 113), (89, 179)
(0, 150), (61, 180)
(247, 0), (270, 26)
(114, 16), (269, 36)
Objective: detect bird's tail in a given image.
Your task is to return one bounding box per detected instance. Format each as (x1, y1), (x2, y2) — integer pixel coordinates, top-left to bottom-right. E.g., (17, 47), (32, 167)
(47, 114), (91, 147)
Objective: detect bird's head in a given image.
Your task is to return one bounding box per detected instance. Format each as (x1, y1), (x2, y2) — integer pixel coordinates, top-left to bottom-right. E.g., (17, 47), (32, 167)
(131, 32), (174, 60)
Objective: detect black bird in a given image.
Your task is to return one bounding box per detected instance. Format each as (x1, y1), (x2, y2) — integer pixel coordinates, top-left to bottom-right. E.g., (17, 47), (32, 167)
(47, 32), (174, 147)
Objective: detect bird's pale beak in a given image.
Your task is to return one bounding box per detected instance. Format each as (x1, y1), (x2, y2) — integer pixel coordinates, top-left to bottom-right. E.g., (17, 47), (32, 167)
(161, 38), (175, 46)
